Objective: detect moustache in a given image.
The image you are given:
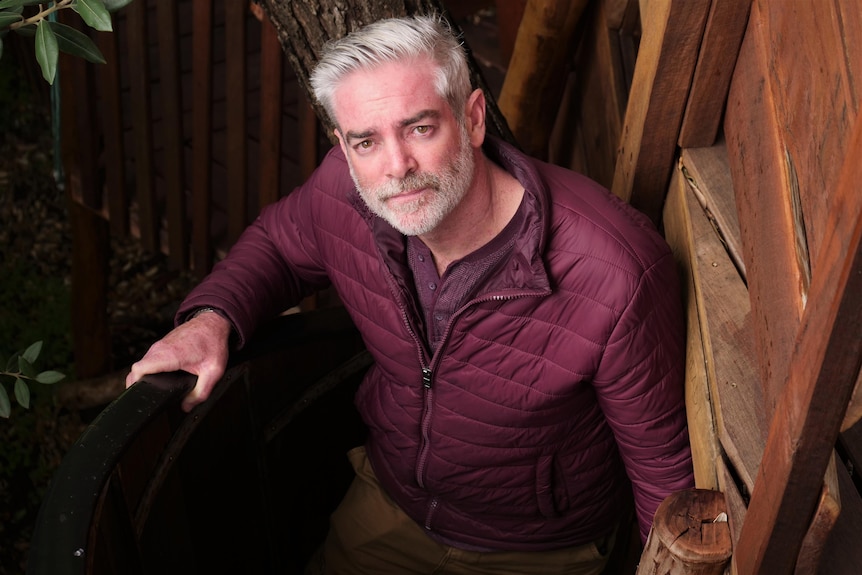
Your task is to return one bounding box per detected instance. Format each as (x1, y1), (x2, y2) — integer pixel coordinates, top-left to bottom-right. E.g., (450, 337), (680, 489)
(377, 172), (441, 200)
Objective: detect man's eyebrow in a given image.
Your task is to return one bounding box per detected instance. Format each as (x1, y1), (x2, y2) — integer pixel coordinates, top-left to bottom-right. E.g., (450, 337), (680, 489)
(344, 110), (441, 143)
(399, 109), (440, 128)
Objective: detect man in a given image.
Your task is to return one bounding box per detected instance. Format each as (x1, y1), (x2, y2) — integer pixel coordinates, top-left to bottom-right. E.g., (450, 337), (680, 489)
(127, 14), (694, 575)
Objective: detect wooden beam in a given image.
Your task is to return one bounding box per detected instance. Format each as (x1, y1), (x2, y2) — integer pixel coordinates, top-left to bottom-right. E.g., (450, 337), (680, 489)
(497, 0), (590, 159)
(258, 14), (284, 210)
(676, 165), (765, 491)
(678, 0), (752, 147)
(191, 0), (214, 277)
(127, 0), (158, 253)
(611, 0), (710, 225)
(663, 167), (721, 490)
(724, 2), (805, 414)
(680, 143), (745, 280)
(95, 28), (128, 236)
(226, 0), (249, 245)
(157, 0), (188, 269)
(733, 114), (862, 575)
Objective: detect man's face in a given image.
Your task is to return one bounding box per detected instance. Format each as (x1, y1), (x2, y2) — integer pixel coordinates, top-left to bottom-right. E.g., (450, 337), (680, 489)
(332, 59), (477, 236)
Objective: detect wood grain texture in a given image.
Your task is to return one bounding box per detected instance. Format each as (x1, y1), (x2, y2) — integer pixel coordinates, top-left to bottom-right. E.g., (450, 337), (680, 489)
(611, 0), (710, 225)
(733, 111), (862, 575)
(678, 0), (751, 147)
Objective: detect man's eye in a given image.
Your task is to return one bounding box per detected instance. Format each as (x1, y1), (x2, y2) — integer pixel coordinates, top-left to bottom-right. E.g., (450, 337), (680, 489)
(358, 140), (372, 149)
(415, 125), (430, 134)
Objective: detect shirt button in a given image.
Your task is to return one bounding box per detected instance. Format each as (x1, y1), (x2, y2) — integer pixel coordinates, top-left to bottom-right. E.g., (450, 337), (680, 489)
(428, 282), (437, 290)
(435, 314), (444, 321)
(418, 254), (425, 262)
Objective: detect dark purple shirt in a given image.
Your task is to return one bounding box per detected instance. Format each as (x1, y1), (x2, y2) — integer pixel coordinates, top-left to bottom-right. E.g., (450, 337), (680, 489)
(407, 198), (526, 354)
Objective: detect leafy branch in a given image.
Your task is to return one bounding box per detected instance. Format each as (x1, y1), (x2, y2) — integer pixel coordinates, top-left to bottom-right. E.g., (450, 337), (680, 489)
(0, 341), (66, 418)
(0, 0), (133, 84)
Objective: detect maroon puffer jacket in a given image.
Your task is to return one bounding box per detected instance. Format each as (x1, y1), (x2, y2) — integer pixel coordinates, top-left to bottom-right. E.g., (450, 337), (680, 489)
(179, 137), (694, 550)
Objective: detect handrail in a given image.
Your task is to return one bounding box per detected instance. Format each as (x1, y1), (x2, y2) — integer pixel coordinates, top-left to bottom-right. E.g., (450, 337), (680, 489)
(27, 371), (195, 574)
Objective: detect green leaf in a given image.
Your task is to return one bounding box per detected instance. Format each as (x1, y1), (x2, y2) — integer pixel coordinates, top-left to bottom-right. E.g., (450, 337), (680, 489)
(0, 11), (22, 29)
(50, 21), (105, 64)
(22, 341), (42, 364)
(36, 370), (65, 384)
(14, 378), (30, 409)
(102, 0), (134, 13)
(0, 384), (9, 418)
(35, 21), (59, 85)
(18, 355), (36, 378)
(0, 1), (44, 10)
(74, 0), (112, 32)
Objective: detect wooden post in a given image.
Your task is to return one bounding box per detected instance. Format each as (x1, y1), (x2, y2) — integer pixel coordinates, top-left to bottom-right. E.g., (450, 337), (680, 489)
(636, 489), (731, 575)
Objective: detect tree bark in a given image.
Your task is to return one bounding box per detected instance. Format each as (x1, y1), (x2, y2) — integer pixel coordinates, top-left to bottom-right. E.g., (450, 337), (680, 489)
(257, 0), (516, 145)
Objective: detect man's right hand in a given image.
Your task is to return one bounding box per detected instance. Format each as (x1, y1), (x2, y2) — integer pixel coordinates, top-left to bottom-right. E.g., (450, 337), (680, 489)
(125, 310), (232, 412)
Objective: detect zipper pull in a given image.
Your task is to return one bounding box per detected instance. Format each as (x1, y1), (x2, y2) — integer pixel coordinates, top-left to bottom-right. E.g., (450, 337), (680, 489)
(422, 367), (432, 388)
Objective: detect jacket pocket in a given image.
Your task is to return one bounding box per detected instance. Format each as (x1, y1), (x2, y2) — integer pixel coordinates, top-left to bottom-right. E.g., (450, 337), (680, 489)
(535, 454), (570, 518)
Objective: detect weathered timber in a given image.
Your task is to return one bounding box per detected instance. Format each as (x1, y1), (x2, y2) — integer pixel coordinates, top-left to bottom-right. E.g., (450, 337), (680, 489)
(226, 0), (249, 245)
(813, 459), (862, 574)
(611, 0), (710, 226)
(716, 457), (745, 573)
(497, 0), (589, 159)
(259, 0), (515, 145)
(756, 1), (860, 269)
(794, 454), (840, 575)
(257, 9), (285, 210)
(842, 370), (862, 431)
(733, 114), (862, 575)
(724, 0), (805, 415)
(674, 166), (765, 491)
(191, 0), (214, 277)
(157, 0), (188, 269)
(678, 0), (751, 148)
(680, 144), (745, 280)
(636, 489), (731, 575)
(551, 0), (629, 189)
(663, 168), (720, 490)
(127, 0), (159, 253)
(94, 29), (129, 237)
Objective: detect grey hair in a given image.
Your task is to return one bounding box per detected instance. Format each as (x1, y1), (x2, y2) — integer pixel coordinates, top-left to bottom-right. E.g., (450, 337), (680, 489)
(310, 14), (472, 127)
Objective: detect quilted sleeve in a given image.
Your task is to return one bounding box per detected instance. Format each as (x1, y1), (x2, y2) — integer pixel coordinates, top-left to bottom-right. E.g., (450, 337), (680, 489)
(176, 155), (339, 348)
(592, 250), (695, 542)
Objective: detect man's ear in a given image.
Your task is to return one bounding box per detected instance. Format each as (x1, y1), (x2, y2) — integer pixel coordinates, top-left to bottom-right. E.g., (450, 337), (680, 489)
(465, 88), (486, 148)
(334, 128), (348, 156)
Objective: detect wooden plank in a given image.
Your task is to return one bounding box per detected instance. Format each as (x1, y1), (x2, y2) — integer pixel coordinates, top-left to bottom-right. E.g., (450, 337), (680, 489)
(813, 456), (862, 574)
(493, 0), (526, 67)
(127, 0), (158, 252)
(226, 0), (249, 245)
(663, 167), (720, 490)
(550, 0), (626, 189)
(678, 0), (752, 147)
(603, 0), (636, 30)
(756, 0), (860, 269)
(95, 29), (129, 236)
(497, 0), (590, 159)
(724, 1), (805, 413)
(158, 0), (188, 269)
(717, 456), (745, 573)
(258, 15), (283, 210)
(611, 0), (710, 225)
(733, 115), (862, 575)
(794, 454), (840, 575)
(680, 143), (745, 280)
(678, 165), (766, 491)
(192, 0), (214, 277)
(841, 369), (862, 431)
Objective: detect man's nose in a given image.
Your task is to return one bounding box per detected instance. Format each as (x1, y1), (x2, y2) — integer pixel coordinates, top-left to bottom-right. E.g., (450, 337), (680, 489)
(385, 141), (417, 180)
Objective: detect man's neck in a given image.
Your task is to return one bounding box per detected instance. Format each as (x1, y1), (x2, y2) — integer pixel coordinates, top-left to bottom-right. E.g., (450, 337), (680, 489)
(419, 156), (524, 275)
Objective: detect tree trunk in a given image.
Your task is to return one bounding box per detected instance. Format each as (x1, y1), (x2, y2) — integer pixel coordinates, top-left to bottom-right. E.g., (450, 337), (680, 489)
(257, 0), (516, 145)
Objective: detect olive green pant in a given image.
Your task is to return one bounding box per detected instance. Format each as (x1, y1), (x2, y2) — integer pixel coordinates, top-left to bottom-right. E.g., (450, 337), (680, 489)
(305, 446), (613, 575)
